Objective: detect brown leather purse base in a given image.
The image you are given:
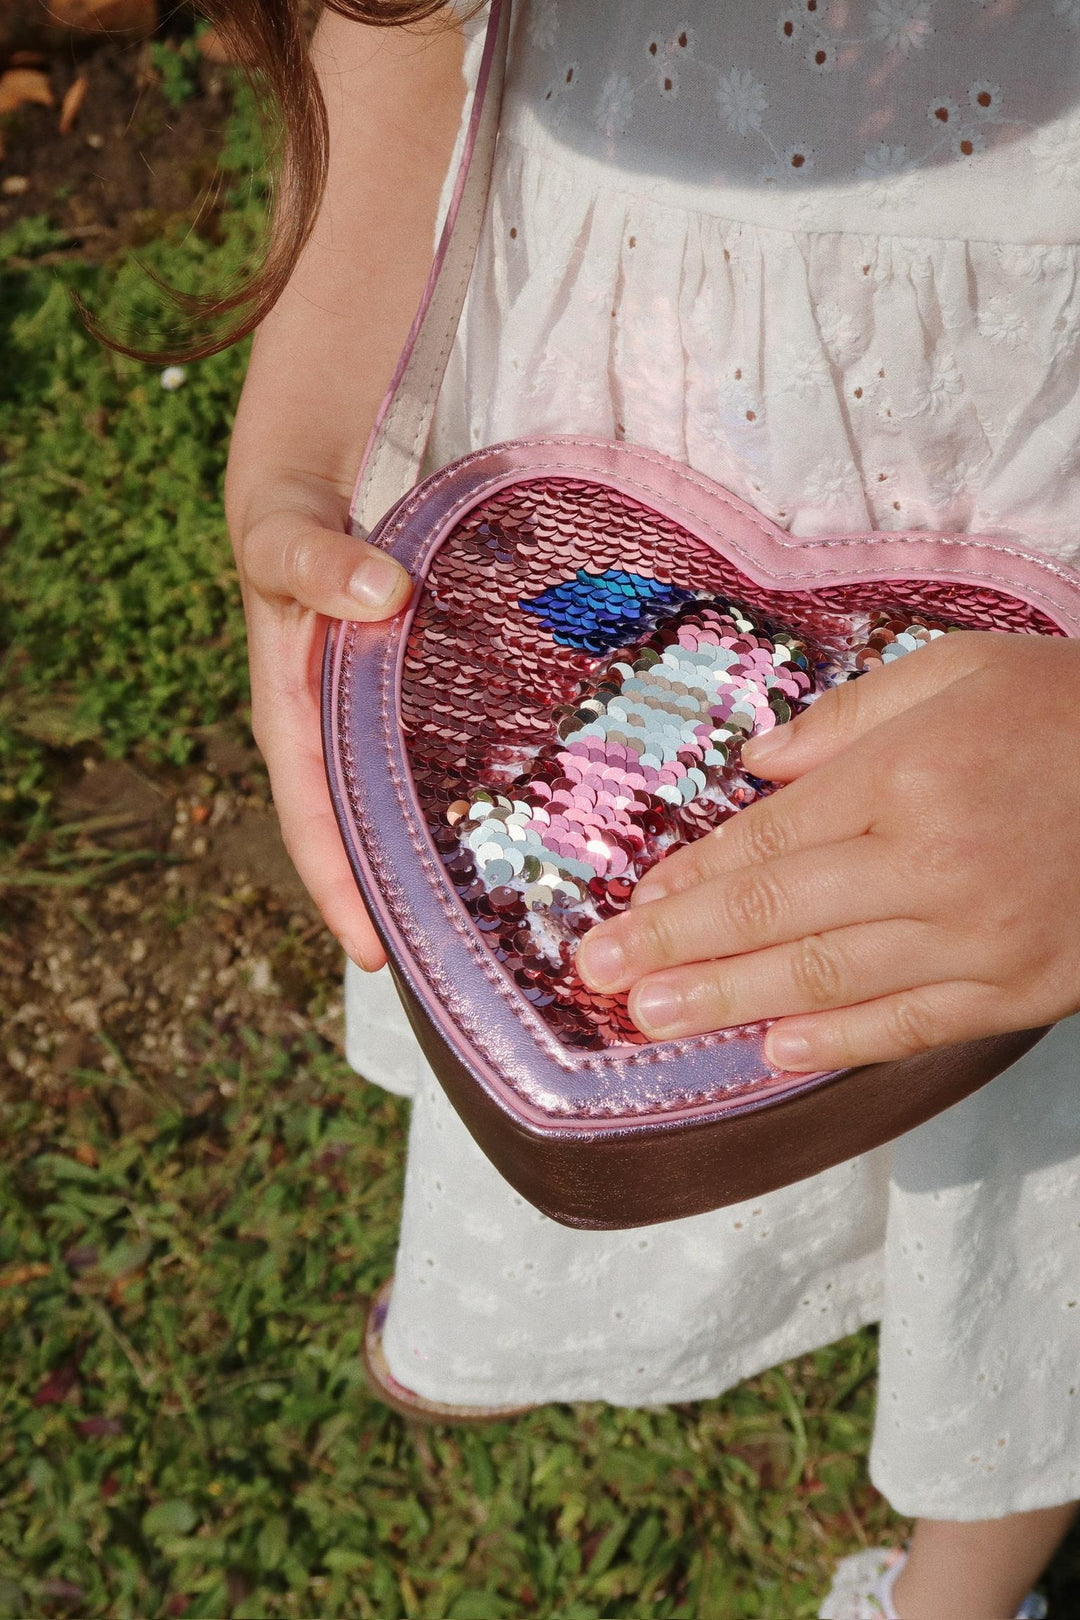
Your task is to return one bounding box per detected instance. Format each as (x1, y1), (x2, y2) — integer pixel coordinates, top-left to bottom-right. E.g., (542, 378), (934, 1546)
(392, 964), (1045, 1229)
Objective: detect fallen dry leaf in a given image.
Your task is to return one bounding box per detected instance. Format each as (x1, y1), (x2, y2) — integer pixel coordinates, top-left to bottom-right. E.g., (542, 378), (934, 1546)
(73, 1141), (98, 1168)
(59, 73), (88, 134)
(45, 0), (156, 39)
(108, 1273), (142, 1305)
(0, 68), (54, 117)
(42, 1581), (85, 1604)
(196, 24), (235, 63)
(63, 1244), (99, 1274)
(75, 1416), (124, 1438)
(0, 1263), (51, 1290)
(33, 1362), (80, 1407)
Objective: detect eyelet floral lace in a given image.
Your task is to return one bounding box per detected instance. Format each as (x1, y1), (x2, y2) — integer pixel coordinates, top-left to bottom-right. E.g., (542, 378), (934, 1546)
(503, 0), (1080, 240)
(347, 0), (1080, 1522)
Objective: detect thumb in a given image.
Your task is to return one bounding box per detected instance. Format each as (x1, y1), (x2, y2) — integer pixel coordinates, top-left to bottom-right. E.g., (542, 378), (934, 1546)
(742, 628), (982, 781)
(241, 506), (413, 621)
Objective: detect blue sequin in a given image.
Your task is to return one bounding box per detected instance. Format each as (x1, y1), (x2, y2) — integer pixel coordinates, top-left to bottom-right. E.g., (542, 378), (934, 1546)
(520, 569), (697, 651)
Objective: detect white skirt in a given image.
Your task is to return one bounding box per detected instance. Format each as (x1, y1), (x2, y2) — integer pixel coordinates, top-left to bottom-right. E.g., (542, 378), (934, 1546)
(347, 962), (1080, 1520)
(342, 12), (1080, 1514)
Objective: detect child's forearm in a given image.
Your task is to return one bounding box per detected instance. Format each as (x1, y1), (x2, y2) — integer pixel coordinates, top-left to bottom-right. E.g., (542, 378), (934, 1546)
(226, 7), (466, 541)
(222, 8), (466, 968)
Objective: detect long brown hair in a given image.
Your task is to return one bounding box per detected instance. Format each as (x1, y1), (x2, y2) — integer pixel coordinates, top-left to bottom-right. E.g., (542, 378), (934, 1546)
(99, 2), (474, 360)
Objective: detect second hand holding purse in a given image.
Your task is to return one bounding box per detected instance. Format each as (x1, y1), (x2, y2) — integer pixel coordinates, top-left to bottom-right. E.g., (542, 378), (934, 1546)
(323, 0), (1080, 1229)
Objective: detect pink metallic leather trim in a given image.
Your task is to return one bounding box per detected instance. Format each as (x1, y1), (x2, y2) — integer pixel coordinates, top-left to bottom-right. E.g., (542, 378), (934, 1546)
(324, 437), (1080, 1135)
(362, 437), (1080, 622)
(326, 607), (802, 1130)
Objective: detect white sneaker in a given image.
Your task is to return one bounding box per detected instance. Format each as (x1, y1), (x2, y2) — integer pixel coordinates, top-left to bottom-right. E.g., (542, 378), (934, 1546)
(818, 1547), (1049, 1619)
(818, 1548), (904, 1619)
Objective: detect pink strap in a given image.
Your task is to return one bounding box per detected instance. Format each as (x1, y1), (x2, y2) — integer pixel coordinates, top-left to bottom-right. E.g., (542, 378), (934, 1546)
(349, 0), (511, 539)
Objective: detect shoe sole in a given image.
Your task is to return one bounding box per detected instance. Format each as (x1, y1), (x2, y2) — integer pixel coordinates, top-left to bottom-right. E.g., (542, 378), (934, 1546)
(361, 1277), (536, 1425)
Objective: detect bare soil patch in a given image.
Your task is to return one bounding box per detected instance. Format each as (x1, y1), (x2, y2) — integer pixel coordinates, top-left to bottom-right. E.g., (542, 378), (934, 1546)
(1, 18), (235, 262)
(2, 736), (346, 1127)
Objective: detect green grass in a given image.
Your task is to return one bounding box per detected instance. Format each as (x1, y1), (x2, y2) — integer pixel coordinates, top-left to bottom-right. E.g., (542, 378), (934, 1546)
(0, 88), (266, 850)
(0, 1028), (896, 1619)
(149, 35), (208, 109)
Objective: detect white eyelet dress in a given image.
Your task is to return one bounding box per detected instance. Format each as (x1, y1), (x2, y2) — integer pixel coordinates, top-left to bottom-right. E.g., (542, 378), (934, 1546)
(345, 0), (1080, 1518)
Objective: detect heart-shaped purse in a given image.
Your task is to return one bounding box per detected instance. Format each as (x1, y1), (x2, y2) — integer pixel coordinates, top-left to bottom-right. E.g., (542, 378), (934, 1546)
(323, 0), (1080, 1229)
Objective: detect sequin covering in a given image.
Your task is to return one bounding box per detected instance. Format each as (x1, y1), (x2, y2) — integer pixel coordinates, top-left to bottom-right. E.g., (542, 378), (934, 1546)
(521, 568), (697, 651)
(400, 479), (1057, 1051)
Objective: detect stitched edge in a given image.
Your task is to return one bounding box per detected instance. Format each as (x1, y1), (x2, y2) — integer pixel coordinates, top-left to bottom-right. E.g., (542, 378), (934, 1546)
(377, 621), (738, 1081)
(348, 468), (808, 1092)
(373, 439), (1080, 611)
(343, 628), (759, 1107)
(343, 448), (1077, 1100)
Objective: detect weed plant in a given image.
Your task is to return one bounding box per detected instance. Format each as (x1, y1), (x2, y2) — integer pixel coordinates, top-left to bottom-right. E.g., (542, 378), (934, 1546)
(0, 1031), (895, 1619)
(0, 89), (264, 849)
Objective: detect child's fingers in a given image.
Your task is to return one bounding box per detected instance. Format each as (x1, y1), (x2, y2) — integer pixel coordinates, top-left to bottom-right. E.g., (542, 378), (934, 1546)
(247, 603), (386, 971)
(271, 743), (387, 972)
(241, 508), (413, 621)
(742, 628), (990, 783)
(638, 634), (1003, 910)
(762, 979), (1010, 1073)
(623, 917), (951, 1042)
(632, 742), (875, 908)
(578, 836), (903, 995)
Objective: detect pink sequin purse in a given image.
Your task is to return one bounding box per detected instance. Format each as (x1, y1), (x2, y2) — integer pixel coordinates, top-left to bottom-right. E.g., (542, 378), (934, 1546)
(322, 0), (1080, 1229)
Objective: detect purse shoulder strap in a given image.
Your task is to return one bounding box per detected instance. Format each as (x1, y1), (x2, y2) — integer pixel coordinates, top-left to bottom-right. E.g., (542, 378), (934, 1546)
(350, 0), (511, 539)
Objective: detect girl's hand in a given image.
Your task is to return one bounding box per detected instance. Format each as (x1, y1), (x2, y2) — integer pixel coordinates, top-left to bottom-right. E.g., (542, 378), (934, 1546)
(223, 9), (465, 969)
(575, 632), (1080, 1071)
(230, 488), (412, 971)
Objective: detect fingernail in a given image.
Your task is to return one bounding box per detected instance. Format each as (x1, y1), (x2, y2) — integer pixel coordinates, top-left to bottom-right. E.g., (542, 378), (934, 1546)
(631, 980), (683, 1037)
(350, 552), (407, 612)
(765, 1028), (814, 1070)
(577, 932), (626, 990)
(341, 938), (367, 970)
(743, 724), (789, 766)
